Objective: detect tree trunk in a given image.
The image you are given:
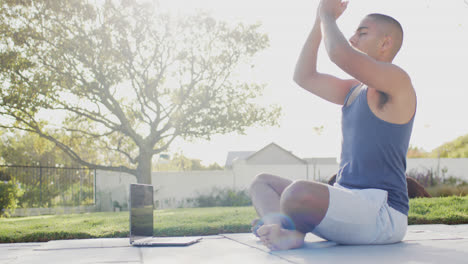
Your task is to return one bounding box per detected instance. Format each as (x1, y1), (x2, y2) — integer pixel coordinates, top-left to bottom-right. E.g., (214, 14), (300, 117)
(136, 151), (153, 184)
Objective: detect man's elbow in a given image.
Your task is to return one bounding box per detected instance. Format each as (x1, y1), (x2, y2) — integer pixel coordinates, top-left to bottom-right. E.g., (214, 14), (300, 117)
(293, 72), (304, 87)
(293, 69), (306, 87)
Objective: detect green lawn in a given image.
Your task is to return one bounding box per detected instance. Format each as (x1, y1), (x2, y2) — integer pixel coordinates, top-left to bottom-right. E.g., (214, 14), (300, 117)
(0, 207), (256, 243)
(1, 196), (467, 243)
(408, 196), (468, 224)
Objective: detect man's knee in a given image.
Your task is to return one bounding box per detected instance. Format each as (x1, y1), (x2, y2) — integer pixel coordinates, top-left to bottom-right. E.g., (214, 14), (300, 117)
(280, 180), (311, 208)
(250, 173), (292, 199)
(280, 180), (329, 231)
(249, 173), (274, 191)
(281, 180), (329, 209)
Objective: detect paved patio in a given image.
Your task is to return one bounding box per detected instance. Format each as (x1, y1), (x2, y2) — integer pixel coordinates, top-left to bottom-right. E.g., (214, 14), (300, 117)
(1, 224), (468, 264)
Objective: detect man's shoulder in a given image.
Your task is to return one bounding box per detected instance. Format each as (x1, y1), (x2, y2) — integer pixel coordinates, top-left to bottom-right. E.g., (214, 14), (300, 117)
(389, 63), (413, 88)
(375, 62), (414, 97)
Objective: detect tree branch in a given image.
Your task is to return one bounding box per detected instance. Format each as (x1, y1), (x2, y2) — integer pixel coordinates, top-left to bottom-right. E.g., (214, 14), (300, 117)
(0, 112), (137, 175)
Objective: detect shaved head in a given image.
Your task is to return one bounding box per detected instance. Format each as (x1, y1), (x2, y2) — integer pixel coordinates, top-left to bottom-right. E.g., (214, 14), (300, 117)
(366, 13), (404, 59)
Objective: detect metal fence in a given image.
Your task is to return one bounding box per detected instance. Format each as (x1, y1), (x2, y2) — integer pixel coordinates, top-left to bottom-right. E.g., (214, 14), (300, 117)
(0, 165), (95, 208)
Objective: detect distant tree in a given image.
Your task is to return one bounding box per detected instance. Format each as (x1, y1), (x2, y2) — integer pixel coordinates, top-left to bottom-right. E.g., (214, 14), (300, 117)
(0, 0), (280, 184)
(407, 145), (431, 158)
(0, 130), (101, 167)
(0, 130), (4, 164)
(1, 131), (68, 166)
(433, 134), (468, 158)
(408, 134), (468, 159)
(154, 153), (223, 171)
(205, 162), (224, 170)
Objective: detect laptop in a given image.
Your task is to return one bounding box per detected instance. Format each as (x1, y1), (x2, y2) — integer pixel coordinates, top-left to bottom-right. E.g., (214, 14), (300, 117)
(129, 183), (202, 246)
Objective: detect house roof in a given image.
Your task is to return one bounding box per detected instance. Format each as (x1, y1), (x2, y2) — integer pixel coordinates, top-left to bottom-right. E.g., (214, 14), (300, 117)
(225, 142), (338, 167)
(303, 157), (338, 165)
(246, 142), (306, 165)
(224, 151), (255, 168)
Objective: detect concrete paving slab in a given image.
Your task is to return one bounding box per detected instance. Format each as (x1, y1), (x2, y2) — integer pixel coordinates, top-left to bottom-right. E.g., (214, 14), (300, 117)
(223, 224), (468, 264)
(140, 236), (291, 264)
(1, 225), (467, 264)
(3, 236), (291, 264)
(0, 242), (44, 264)
(35, 238), (131, 250)
(16, 245), (141, 264)
(407, 224), (468, 238)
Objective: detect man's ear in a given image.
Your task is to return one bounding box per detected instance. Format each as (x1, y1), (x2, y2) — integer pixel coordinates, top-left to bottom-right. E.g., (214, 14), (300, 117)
(380, 35), (393, 52)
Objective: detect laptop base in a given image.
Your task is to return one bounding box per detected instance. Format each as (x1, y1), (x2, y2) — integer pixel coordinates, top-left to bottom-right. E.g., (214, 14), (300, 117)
(131, 237), (202, 247)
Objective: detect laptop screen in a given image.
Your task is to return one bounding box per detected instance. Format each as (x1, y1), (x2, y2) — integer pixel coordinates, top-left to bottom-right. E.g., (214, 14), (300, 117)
(129, 184), (154, 244)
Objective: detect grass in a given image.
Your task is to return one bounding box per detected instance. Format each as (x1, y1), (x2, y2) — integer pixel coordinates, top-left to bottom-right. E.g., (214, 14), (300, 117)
(0, 207), (256, 243)
(1, 196), (467, 243)
(408, 196), (468, 224)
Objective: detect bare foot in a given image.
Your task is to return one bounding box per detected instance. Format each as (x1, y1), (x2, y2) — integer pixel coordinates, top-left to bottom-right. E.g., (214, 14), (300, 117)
(251, 218), (264, 237)
(256, 224), (305, 251)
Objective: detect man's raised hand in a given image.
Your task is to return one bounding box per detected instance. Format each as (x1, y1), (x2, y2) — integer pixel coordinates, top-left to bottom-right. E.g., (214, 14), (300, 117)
(319, 0), (349, 20)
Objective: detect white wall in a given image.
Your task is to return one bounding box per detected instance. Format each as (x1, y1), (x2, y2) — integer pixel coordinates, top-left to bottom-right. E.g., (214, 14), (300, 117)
(95, 164), (310, 210)
(307, 164), (339, 182)
(232, 162), (308, 189)
(305, 158), (468, 182)
(95, 158), (468, 210)
(406, 158), (468, 181)
(95, 170), (137, 211)
(246, 150), (303, 165)
(308, 158), (468, 183)
(153, 170), (232, 208)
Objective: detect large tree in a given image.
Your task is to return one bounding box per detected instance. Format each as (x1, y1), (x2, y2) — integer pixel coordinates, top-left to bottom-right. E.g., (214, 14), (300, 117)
(0, 0), (280, 184)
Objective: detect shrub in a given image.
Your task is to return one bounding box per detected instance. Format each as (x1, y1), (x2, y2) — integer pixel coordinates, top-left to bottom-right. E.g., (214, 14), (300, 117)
(442, 176), (468, 186)
(0, 181), (24, 217)
(193, 187), (252, 207)
(407, 168), (468, 197)
(406, 168), (438, 187)
(426, 185), (468, 197)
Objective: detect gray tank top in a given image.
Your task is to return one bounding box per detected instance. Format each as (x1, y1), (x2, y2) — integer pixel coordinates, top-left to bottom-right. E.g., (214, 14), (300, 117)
(338, 85), (415, 215)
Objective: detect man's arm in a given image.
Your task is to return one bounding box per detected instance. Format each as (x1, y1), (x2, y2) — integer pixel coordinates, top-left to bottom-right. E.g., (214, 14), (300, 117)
(320, 6), (411, 97)
(293, 12), (358, 106)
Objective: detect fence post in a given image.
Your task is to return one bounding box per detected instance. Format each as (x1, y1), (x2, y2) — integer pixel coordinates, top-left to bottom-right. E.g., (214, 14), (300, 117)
(79, 170), (82, 205)
(39, 166), (42, 207)
(94, 169), (97, 205)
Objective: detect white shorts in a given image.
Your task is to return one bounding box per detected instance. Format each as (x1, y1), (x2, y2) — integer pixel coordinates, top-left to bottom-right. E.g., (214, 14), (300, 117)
(312, 183), (408, 245)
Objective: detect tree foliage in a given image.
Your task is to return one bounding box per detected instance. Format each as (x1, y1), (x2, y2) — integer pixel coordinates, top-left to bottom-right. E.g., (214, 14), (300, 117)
(407, 145), (432, 158)
(154, 153), (223, 171)
(0, 0), (280, 183)
(0, 130), (101, 167)
(407, 134), (468, 158)
(433, 134), (468, 158)
(0, 131), (70, 166)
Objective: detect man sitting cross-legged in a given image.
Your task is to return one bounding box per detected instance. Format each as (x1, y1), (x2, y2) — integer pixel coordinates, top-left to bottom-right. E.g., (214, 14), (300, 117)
(249, 0), (416, 251)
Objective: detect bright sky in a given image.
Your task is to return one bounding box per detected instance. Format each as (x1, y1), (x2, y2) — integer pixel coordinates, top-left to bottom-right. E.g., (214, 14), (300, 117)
(159, 0), (468, 166)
